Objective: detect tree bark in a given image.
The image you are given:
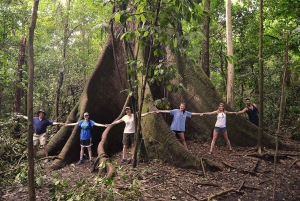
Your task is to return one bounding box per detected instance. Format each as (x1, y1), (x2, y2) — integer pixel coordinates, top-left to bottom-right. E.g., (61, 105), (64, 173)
(27, 0), (40, 200)
(226, 0), (234, 109)
(14, 34), (26, 114)
(201, 0), (211, 77)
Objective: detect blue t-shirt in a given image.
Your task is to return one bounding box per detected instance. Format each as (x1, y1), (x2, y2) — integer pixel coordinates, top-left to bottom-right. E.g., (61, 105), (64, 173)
(169, 109), (192, 132)
(78, 120), (95, 140)
(33, 117), (53, 134)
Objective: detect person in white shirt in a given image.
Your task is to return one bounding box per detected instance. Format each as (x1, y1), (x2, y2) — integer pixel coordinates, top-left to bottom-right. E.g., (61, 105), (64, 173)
(200, 103), (235, 154)
(109, 106), (153, 163)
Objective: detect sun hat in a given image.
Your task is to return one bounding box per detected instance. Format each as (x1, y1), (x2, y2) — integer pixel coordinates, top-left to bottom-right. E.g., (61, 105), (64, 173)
(37, 110), (46, 116)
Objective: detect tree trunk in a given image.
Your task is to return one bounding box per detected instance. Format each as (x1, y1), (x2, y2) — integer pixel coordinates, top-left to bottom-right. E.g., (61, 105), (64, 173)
(27, 1), (40, 200)
(201, 0), (211, 77)
(44, 17), (294, 175)
(14, 34), (26, 114)
(258, 0), (264, 153)
(47, 25), (129, 170)
(226, 0), (234, 109)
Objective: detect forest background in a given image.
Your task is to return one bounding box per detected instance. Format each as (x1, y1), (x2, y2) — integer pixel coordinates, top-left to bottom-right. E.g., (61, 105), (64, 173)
(0, 0), (300, 200)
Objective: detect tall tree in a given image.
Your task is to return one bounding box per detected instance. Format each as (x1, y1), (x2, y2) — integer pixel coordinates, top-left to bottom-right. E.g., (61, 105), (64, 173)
(225, 0), (234, 109)
(14, 34), (26, 114)
(27, 0), (40, 200)
(257, 0), (263, 154)
(201, 0), (211, 77)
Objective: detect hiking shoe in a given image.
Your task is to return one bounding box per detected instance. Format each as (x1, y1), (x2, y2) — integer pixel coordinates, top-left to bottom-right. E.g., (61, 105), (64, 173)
(121, 158), (127, 163)
(89, 160), (94, 165)
(77, 160), (83, 165)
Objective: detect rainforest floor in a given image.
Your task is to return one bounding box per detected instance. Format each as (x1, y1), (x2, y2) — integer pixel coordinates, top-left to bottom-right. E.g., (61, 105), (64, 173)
(1, 132), (300, 201)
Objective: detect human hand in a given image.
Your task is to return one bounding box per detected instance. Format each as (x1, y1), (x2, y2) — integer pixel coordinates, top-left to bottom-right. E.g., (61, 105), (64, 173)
(200, 113), (203, 116)
(155, 110), (160, 114)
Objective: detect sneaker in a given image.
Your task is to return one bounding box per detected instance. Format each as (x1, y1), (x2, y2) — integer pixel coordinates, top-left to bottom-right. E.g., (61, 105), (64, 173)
(89, 160), (94, 165)
(77, 160), (83, 165)
(208, 152), (212, 155)
(44, 159), (49, 163)
(121, 158), (127, 163)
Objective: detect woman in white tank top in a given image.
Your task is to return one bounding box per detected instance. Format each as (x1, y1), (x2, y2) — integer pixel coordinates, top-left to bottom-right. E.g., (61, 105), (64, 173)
(200, 103), (235, 154)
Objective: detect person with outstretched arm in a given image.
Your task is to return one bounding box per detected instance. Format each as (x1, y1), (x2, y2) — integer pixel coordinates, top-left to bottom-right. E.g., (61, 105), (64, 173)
(17, 109), (64, 162)
(236, 98), (259, 126)
(109, 107), (154, 163)
(200, 103), (236, 154)
(64, 112), (107, 165)
(156, 102), (202, 150)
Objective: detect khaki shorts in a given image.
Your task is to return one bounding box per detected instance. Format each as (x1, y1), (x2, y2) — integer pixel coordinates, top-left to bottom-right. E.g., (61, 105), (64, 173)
(33, 133), (47, 146)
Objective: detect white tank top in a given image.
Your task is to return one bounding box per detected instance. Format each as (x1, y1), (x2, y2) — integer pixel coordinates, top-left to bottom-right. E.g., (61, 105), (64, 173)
(215, 112), (226, 128)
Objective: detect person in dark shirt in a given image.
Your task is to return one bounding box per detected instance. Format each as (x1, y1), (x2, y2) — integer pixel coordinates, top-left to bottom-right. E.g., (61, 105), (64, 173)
(17, 110), (63, 161)
(236, 98), (259, 126)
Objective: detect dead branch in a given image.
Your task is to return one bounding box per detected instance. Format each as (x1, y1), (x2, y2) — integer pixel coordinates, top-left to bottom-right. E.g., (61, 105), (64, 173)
(172, 183), (200, 200)
(259, 179), (271, 185)
(200, 188), (243, 201)
(222, 161), (258, 176)
(238, 181), (245, 192)
(243, 185), (260, 190)
(251, 160), (261, 172)
(200, 158), (206, 177)
(194, 182), (219, 187)
(289, 159), (300, 169)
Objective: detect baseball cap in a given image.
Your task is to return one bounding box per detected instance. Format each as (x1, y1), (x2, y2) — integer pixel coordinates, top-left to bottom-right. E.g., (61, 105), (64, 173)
(125, 107), (131, 110)
(84, 112), (89, 116)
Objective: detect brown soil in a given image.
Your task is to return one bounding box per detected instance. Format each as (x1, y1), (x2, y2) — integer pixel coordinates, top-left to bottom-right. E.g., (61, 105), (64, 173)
(1, 134), (300, 201)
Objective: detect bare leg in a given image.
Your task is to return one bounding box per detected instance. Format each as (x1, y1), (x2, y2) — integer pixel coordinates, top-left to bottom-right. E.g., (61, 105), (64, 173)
(209, 130), (219, 153)
(33, 145), (38, 158)
(131, 143), (134, 159)
(87, 146), (92, 160)
(222, 131), (232, 150)
(178, 133), (188, 150)
(80, 146), (84, 160)
(122, 144), (128, 159)
(43, 145), (48, 157)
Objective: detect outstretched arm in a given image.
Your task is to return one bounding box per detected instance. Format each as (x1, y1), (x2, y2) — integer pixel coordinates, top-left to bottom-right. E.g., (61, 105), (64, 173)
(225, 111), (237, 115)
(156, 110), (170, 114)
(236, 108), (248, 115)
(109, 119), (124, 125)
(16, 114), (28, 120)
(141, 111), (156, 117)
(94, 123), (107, 127)
(53, 122), (64, 126)
(191, 112), (202, 115)
(64, 123), (78, 126)
(200, 111), (218, 116)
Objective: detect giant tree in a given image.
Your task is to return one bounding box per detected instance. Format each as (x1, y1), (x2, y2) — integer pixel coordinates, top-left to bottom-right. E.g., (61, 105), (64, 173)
(35, 1), (293, 180)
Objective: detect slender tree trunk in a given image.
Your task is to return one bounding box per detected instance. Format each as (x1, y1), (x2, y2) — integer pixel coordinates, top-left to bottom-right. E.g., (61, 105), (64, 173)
(257, 0), (264, 154)
(201, 0), (210, 77)
(14, 34), (26, 113)
(27, 0), (40, 200)
(273, 32), (289, 201)
(225, 0), (234, 109)
(55, 0), (70, 124)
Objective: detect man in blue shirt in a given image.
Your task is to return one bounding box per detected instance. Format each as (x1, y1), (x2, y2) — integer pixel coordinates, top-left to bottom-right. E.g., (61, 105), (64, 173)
(17, 110), (63, 161)
(156, 103), (201, 150)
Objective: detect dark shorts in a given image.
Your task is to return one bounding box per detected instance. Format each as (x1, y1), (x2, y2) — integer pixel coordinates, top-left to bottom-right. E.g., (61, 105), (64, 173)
(214, 127), (227, 133)
(123, 133), (134, 145)
(80, 138), (93, 147)
(172, 130), (184, 138)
